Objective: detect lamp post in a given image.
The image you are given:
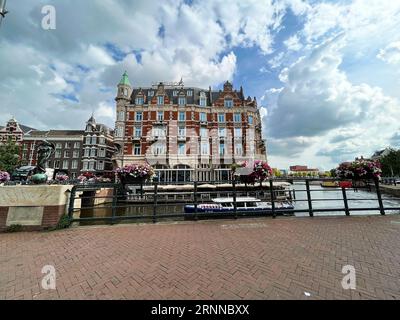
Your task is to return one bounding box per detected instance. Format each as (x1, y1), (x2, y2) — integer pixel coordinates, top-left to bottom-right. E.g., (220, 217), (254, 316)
(0, 0), (8, 29)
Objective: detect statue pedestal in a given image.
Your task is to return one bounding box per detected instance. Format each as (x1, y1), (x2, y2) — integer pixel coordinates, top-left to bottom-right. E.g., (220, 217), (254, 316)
(0, 185), (73, 231)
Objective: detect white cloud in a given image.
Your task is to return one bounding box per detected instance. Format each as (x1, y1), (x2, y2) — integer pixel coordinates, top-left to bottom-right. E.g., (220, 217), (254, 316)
(284, 35), (302, 51)
(377, 41), (400, 65)
(266, 34), (400, 168)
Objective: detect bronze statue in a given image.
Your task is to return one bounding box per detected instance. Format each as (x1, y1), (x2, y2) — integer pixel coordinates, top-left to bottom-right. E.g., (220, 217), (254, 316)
(35, 140), (55, 173)
(31, 139), (55, 183)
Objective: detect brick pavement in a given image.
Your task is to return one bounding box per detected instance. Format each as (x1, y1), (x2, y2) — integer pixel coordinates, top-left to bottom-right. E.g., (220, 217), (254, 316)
(1, 215), (400, 300)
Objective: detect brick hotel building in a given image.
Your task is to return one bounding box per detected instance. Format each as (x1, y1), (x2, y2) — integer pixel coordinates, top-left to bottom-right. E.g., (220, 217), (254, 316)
(113, 72), (267, 182)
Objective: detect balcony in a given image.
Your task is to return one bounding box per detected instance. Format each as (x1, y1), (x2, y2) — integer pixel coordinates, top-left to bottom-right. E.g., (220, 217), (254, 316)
(177, 135), (186, 142)
(200, 121), (208, 126)
(132, 135), (141, 141)
(153, 120), (167, 125)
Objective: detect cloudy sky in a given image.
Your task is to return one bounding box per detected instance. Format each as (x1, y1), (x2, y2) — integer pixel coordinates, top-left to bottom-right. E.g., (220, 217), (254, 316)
(1, 0), (400, 170)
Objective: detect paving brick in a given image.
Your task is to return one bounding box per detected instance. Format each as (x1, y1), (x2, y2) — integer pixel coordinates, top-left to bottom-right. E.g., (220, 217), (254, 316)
(1, 215), (400, 299)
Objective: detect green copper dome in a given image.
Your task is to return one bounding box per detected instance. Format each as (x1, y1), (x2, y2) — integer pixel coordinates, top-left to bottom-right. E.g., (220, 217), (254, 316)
(119, 71), (131, 86)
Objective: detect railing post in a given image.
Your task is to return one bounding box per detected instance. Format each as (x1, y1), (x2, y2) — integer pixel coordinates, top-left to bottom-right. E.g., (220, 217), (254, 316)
(232, 179), (237, 219)
(153, 182), (158, 223)
(341, 187), (350, 216)
(68, 185), (77, 221)
(269, 179), (276, 218)
(305, 180), (313, 217)
(194, 181), (198, 221)
(111, 184), (118, 225)
(374, 177), (385, 215)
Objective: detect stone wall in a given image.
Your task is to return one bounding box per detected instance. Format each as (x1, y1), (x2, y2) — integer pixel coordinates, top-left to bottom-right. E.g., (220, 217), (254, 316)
(0, 185), (73, 232)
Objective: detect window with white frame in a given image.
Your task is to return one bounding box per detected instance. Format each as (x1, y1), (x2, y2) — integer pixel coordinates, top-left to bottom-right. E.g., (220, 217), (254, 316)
(135, 112), (143, 121)
(134, 144), (141, 155)
(173, 90), (178, 96)
(200, 112), (206, 122)
(218, 127), (226, 137)
(178, 126), (186, 137)
(90, 148), (97, 157)
(91, 136), (97, 144)
(98, 149), (105, 157)
(55, 150), (61, 158)
(117, 111), (125, 121)
(73, 150), (79, 158)
(55, 143), (62, 149)
(99, 137), (105, 145)
(148, 91), (154, 97)
(235, 143), (243, 156)
(200, 127), (208, 137)
(187, 90), (193, 96)
(157, 111), (164, 121)
(218, 113), (225, 123)
(74, 142), (80, 149)
(234, 113), (241, 122)
(55, 160), (60, 169)
(157, 96), (164, 105)
(62, 160), (69, 169)
(178, 143), (185, 155)
(135, 97), (144, 105)
(64, 150), (70, 158)
(88, 161), (95, 170)
(71, 160), (78, 169)
(178, 111), (185, 121)
(224, 98), (233, 107)
(219, 143), (225, 155)
(84, 148), (90, 157)
(248, 115), (253, 124)
(234, 127), (242, 137)
(134, 126), (141, 137)
(178, 96), (186, 106)
(65, 142), (71, 149)
(153, 144), (166, 155)
(97, 161), (104, 171)
(201, 142), (209, 155)
(85, 136), (91, 144)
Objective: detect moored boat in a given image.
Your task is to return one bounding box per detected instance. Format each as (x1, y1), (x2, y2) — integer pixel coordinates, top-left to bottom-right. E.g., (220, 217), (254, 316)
(320, 181), (339, 188)
(184, 197), (295, 216)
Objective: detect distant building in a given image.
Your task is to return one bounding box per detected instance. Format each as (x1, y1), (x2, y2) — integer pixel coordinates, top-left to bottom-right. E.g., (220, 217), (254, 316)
(370, 148), (393, 161)
(82, 116), (115, 177)
(21, 130), (85, 179)
(0, 117), (35, 145)
(289, 165), (319, 177)
(113, 72), (267, 182)
(19, 115), (115, 179)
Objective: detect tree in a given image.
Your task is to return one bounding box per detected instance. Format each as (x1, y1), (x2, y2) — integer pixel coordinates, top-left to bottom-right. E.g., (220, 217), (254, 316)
(379, 149), (400, 176)
(330, 169), (337, 177)
(0, 140), (20, 173)
(272, 168), (282, 177)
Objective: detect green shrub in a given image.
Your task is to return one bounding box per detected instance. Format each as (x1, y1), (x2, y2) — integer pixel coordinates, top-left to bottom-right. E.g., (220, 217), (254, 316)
(5, 224), (23, 233)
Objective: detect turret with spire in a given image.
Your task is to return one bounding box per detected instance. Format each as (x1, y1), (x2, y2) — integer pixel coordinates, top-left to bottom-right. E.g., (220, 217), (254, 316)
(116, 71), (132, 101)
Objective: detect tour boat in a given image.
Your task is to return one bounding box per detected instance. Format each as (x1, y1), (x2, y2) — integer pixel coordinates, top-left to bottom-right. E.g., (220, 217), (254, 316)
(184, 197), (295, 216)
(320, 181), (339, 188)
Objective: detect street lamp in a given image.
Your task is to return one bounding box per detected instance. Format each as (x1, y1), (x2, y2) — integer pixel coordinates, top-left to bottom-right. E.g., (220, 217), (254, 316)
(0, 0), (8, 29)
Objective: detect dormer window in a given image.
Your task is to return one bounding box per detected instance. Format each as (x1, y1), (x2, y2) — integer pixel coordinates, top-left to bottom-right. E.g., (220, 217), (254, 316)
(124, 88), (128, 96)
(178, 96), (186, 106)
(199, 92), (207, 107)
(173, 90), (178, 96)
(135, 96), (144, 105)
(187, 90), (193, 96)
(148, 91), (154, 97)
(224, 98), (233, 108)
(157, 96), (164, 105)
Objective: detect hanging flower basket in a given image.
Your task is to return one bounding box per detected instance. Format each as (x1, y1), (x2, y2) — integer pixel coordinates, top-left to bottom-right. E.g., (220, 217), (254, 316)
(0, 171), (10, 184)
(231, 160), (273, 184)
(335, 159), (381, 181)
(115, 163), (155, 184)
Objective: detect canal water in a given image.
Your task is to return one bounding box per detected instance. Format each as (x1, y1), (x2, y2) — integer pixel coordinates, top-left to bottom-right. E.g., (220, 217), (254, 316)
(75, 183), (400, 225)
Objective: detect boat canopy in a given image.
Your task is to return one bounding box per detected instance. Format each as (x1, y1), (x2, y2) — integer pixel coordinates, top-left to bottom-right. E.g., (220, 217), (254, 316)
(212, 197), (261, 203)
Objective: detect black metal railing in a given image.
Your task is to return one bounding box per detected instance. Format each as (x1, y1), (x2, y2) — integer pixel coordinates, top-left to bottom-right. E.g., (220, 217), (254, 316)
(66, 177), (400, 225)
